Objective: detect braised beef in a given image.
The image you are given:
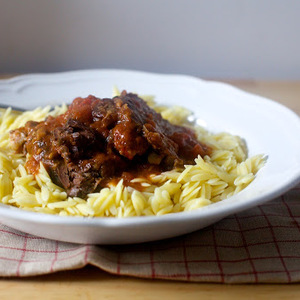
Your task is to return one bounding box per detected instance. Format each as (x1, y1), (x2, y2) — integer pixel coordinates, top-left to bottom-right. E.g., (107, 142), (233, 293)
(10, 91), (211, 198)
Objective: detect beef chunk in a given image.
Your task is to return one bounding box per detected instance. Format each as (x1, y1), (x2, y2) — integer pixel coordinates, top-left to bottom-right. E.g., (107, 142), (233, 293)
(10, 91), (211, 198)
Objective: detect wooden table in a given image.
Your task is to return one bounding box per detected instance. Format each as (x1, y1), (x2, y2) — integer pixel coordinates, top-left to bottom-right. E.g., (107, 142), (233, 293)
(0, 75), (300, 299)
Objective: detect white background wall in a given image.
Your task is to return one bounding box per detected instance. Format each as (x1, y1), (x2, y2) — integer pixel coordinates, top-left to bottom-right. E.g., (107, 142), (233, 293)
(0, 0), (299, 79)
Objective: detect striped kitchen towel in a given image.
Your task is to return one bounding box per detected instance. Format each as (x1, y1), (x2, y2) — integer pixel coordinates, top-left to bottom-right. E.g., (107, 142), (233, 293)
(0, 185), (300, 283)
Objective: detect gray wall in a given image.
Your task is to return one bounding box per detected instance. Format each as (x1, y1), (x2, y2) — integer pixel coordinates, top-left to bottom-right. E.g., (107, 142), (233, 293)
(1, 0), (299, 79)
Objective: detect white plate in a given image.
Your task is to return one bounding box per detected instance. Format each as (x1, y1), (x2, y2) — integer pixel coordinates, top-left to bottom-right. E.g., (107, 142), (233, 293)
(0, 69), (300, 245)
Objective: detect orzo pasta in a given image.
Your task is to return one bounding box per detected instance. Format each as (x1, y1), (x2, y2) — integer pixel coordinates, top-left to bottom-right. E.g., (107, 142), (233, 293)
(0, 90), (265, 217)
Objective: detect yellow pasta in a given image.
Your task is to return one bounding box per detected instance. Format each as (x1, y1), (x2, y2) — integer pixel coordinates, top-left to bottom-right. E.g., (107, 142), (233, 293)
(0, 95), (265, 218)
